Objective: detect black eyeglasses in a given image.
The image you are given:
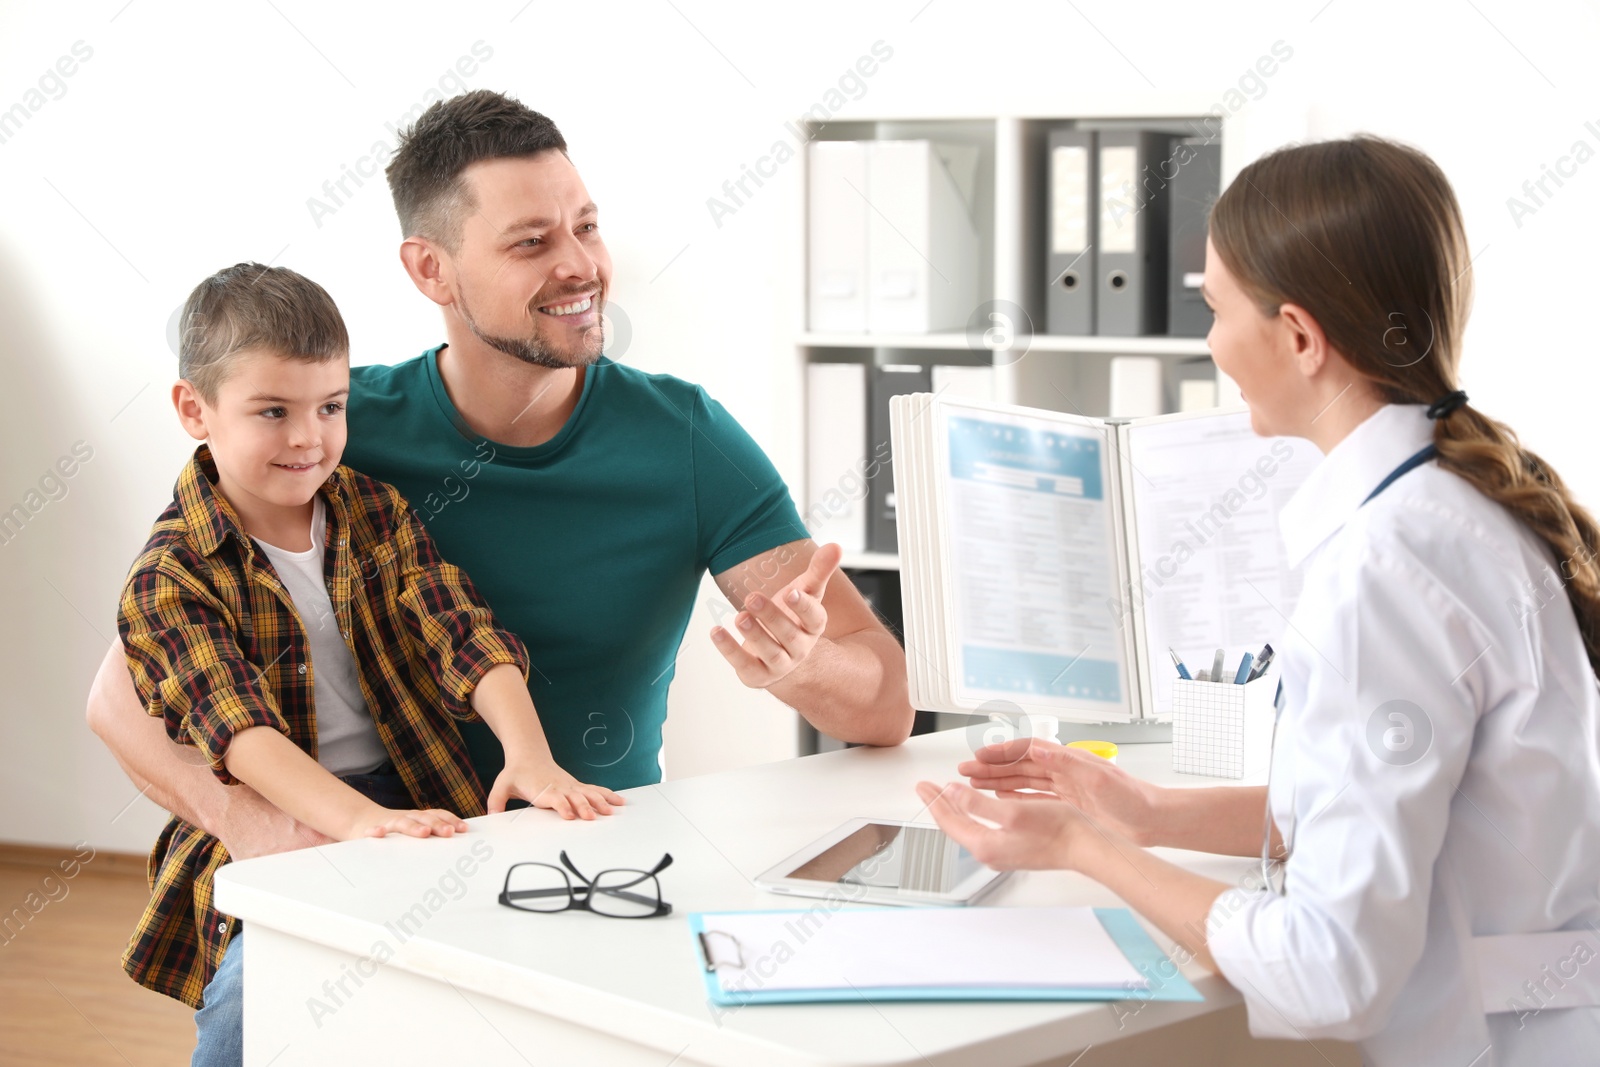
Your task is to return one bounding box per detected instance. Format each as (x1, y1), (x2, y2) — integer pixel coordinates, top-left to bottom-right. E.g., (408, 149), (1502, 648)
(498, 851), (673, 919)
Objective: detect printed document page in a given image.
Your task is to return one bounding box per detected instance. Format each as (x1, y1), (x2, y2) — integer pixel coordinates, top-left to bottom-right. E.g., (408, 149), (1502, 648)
(1122, 411), (1321, 715)
(938, 405), (1130, 717)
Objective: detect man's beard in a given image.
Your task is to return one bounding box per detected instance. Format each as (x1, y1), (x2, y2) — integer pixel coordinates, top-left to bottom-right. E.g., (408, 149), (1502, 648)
(457, 284), (606, 370)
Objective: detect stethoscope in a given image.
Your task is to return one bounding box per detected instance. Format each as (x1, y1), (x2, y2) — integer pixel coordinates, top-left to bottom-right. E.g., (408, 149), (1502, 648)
(1259, 442), (1438, 895)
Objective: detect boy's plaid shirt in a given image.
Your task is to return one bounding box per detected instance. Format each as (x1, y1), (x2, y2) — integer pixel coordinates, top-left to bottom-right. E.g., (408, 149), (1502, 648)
(116, 444), (528, 1007)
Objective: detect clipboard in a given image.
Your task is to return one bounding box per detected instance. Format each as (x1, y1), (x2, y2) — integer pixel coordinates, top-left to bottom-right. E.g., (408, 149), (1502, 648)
(688, 906), (1202, 1007)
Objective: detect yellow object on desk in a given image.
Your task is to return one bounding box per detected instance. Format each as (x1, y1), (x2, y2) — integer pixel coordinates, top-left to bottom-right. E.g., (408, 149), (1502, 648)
(1067, 740), (1118, 764)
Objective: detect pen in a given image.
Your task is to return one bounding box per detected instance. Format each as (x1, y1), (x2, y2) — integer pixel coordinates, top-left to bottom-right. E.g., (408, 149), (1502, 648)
(1233, 653), (1254, 685)
(1169, 648), (1192, 680)
(1211, 649), (1226, 683)
(1246, 643), (1275, 683)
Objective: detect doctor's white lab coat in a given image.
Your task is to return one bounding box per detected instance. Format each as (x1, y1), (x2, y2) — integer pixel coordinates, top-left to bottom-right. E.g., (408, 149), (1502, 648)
(1206, 403), (1600, 1066)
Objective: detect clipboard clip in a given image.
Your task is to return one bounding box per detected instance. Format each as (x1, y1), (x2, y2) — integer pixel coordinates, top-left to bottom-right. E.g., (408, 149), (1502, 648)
(697, 929), (745, 973)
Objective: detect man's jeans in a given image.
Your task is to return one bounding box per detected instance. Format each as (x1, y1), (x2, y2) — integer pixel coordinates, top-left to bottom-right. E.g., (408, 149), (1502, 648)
(190, 765), (415, 1067)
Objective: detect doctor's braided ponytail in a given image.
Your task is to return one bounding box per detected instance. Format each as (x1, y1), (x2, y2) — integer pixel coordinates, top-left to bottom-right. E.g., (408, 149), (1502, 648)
(1209, 135), (1600, 676)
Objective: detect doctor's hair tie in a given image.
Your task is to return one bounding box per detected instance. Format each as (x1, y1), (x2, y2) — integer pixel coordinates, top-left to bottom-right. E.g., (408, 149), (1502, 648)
(1426, 390), (1469, 419)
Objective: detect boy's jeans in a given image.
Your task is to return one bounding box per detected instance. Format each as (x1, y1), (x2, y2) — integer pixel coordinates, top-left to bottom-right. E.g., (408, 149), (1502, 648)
(190, 765), (416, 1067)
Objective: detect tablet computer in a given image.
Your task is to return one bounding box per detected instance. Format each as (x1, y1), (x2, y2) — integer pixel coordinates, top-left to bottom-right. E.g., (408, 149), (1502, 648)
(754, 818), (1010, 907)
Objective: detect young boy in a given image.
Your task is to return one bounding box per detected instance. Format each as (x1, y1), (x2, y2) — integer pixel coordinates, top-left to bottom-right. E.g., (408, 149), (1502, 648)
(117, 262), (623, 1039)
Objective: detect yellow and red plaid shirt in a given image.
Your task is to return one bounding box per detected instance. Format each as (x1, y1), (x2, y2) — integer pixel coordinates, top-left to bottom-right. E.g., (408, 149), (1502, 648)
(117, 444), (528, 1008)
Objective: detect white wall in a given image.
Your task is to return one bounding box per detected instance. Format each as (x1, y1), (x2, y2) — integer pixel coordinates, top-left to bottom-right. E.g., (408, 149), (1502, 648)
(3, 0), (1597, 853)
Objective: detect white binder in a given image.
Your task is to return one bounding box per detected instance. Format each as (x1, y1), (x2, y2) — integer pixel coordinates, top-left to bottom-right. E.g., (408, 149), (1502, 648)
(805, 362), (868, 551)
(807, 142), (868, 332)
(930, 363), (996, 404)
(1108, 355), (1164, 417)
(865, 140), (980, 334)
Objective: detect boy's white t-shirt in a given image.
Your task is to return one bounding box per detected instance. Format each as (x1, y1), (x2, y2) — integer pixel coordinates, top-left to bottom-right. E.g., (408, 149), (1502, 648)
(251, 496), (388, 777)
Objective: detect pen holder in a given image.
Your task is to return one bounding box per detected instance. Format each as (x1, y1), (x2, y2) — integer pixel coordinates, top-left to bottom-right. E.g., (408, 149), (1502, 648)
(1170, 673), (1276, 779)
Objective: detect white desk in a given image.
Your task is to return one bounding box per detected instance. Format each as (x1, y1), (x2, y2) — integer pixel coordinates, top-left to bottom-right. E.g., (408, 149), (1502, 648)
(216, 730), (1357, 1066)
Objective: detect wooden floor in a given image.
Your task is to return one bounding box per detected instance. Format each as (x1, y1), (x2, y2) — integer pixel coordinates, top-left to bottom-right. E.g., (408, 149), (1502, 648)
(0, 848), (194, 1067)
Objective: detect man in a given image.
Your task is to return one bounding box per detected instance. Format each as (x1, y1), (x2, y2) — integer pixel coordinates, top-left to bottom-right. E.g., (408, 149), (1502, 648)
(88, 91), (911, 868)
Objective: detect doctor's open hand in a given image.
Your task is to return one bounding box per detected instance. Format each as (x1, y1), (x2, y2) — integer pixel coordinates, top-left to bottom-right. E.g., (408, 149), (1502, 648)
(959, 739), (1165, 847)
(710, 543), (842, 689)
(915, 780), (1088, 871)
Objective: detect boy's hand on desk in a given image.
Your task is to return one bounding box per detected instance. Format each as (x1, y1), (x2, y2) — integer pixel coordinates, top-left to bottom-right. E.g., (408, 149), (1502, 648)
(488, 759), (626, 821)
(710, 543), (839, 688)
(360, 807), (470, 840)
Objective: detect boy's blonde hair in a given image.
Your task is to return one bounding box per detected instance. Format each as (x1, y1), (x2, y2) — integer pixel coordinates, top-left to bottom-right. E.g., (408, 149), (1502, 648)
(177, 263), (348, 403)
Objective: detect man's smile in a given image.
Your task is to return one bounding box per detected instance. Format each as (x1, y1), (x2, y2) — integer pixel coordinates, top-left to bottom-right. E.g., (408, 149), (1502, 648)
(537, 292), (597, 317)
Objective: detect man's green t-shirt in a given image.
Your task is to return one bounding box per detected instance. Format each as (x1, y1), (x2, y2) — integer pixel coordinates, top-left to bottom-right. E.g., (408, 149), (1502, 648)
(343, 346), (809, 791)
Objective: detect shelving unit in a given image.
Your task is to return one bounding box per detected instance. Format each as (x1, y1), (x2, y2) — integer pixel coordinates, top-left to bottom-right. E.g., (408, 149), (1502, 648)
(793, 101), (1303, 569)
(790, 103), (1303, 753)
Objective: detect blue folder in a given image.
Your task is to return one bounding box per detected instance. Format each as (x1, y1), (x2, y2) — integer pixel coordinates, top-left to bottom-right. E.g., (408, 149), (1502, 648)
(688, 906), (1203, 1007)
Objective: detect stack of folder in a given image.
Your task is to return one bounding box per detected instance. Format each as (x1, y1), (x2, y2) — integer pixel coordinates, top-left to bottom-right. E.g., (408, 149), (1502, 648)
(807, 139), (981, 335)
(1044, 126), (1222, 340)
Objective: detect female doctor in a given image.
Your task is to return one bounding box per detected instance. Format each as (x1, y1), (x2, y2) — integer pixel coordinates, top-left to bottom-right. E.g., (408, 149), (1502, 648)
(917, 136), (1600, 1066)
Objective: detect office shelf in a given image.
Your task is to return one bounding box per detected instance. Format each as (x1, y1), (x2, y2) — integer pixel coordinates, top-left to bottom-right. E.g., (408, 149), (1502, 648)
(793, 106), (1303, 571)
(840, 551), (901, 571)
(799, 332), (978, 351)
(799, 332), (1212, 356)
(1021, 335), (1212, 356)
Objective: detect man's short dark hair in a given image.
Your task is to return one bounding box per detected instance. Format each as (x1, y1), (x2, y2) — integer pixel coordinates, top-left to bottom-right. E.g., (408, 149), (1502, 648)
(178, 263), (348, 403)
(384, 90), (567, 253)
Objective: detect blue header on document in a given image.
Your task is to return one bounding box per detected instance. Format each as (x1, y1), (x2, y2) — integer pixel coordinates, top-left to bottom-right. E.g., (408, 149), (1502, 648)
(947, 417), (1104, 501)
(963, 646), (1122, 703)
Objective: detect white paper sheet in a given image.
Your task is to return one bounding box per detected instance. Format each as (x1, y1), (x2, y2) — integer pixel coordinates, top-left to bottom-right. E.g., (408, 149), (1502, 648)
(939, 406), (1129, 713)
(1122, 412), (1322, 716)
(702, 906), (1149, 993)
